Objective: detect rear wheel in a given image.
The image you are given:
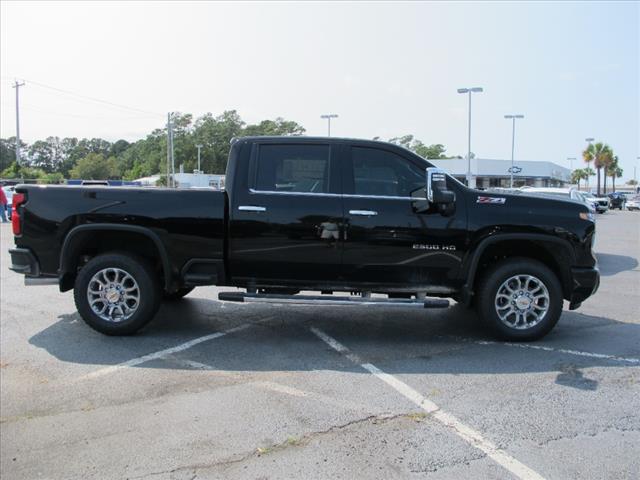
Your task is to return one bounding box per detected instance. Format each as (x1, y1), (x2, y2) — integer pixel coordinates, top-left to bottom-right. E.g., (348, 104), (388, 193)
(476, 258), (563, 341)
(74, 253), (161, 335)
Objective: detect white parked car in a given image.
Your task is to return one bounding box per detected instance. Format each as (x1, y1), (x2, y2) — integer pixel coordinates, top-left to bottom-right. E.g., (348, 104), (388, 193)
(627, 196), (640, 211)
(520, 187), (595, 211)
(581, 192), (609, 214)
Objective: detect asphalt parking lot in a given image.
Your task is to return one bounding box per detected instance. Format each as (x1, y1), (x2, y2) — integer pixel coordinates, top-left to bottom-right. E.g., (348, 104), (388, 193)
(1, 210), (639, 480)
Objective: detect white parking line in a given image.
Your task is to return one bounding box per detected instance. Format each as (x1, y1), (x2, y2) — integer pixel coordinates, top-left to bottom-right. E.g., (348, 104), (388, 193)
(475, 340), (640, 364)
(77, 322), (261, 381)
(311, 327), (546, 480)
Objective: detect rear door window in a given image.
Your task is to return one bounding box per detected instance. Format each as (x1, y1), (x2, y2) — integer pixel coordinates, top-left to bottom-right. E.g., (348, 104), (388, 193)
(254, 144), (331, 194)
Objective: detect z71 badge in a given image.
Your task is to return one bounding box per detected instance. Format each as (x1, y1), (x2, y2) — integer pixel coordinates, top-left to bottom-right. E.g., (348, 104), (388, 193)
(476, 196), (506, 204)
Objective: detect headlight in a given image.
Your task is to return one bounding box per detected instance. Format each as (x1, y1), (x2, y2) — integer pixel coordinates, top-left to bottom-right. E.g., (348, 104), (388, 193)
(579, 212), (595, 221)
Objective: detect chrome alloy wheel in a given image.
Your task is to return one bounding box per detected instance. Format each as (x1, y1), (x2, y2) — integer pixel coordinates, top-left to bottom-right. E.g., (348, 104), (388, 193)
(87, 268), (140, 323)
(494, 274), (550, 330)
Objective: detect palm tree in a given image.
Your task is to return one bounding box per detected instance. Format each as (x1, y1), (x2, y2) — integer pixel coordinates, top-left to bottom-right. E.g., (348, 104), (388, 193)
(601, 147), (615, 194)
(584, 167), (595, 191)
(582, 144), (594, 190)
(607, 156), (623, 192)
(583, 142), (610, 195)
(571, 168), (588, 190)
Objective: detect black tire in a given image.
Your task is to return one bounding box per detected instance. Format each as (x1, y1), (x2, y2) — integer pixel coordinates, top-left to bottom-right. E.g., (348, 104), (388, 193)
(74, 252), (161, 335)
(163, 287), (195, 301)
(476, 258), (563, 341)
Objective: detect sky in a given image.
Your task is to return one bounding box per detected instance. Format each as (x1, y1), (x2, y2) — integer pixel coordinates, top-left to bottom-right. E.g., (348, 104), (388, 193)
(1, 1), (638, 180)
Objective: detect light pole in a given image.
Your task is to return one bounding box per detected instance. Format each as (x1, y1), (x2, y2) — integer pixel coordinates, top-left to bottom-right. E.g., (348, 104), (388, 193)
(457, 87), (483, 187)
(504, 114), (524, 188)
(585, 137), (594, 190)
(320, 114), (338, 137)
(567, 157), (576, 170)
(196, 144), (203, 173)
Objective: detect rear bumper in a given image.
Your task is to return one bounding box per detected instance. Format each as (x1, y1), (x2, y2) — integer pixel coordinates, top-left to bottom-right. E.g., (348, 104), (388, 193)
(568, 266), (600, 309)
(9, 248), (59, 285)
(9, 248), (40, 276)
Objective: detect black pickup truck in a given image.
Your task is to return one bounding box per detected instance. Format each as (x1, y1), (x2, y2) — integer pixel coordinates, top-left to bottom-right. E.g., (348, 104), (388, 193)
(9, 136), (599, 340)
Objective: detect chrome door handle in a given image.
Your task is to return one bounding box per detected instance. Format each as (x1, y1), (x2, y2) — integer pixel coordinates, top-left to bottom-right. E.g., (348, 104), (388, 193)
(349, 210), (378, 216)
(238, 205), (266, 212)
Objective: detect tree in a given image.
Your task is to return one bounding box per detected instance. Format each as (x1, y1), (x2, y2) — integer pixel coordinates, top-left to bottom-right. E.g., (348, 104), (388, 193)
(388, 135), (449, 159)
(69, 153), (119, 180)
(110, 139), (130, 157)
(28, 137), (66, 173)
(1, 137), (28, 172)
(571, 168), (588, 190)
(193, 110), (246, 173)
(601, 147), (615, 194)
(41, 172), (65, 184)
(582, 142), (611, 195)
(244, 118), (305, 137)
(1, 161), (45, 180)
(1, 111), (310, 180)
(606, 155), (623, 192)
(583, 167), (595, 190)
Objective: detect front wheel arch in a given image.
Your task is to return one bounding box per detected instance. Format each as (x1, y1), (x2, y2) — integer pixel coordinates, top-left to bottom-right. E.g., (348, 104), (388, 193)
(461, 234), (574, 305)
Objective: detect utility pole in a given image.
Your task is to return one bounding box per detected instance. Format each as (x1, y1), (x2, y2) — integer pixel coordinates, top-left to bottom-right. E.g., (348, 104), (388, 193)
(504, 114), (524, 188)
(166, 113), (172, 187)
(13, 80), (25, 165)
(196, 144), (203, 173)
(457, 87), (483, 188)
(320, 114), (338, 137)
(170, 119), (176, 187)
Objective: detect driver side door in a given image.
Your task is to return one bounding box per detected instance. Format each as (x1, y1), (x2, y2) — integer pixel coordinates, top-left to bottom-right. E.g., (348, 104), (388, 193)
(340, 145), (468, 292)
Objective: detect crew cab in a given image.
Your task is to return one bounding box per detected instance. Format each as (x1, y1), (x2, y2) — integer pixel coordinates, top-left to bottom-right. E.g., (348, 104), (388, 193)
(8, 137), (599, 340)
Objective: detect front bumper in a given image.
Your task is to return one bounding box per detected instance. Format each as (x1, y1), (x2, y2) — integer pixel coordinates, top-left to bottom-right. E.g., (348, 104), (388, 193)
(568, 266), (600, 309)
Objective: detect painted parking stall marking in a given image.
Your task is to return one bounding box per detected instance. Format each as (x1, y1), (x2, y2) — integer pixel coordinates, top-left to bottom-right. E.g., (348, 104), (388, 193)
(475, 340), (640, 364)
(77, 320), (268, 381)
(311, 327), (546, 480)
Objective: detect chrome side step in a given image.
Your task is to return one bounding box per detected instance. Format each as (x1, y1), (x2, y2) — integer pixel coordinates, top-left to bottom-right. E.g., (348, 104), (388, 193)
(218, 292), (449, 309)
(24, 277), (59, 286)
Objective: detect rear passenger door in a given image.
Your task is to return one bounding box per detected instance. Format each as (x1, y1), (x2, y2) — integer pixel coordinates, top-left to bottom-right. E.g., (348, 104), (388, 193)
(228, 142), (344, 285)
(340, 145), (467, 290)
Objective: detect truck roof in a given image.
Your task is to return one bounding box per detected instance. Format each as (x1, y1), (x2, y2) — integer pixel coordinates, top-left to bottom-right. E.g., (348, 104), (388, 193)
(233, 135), (413, 149)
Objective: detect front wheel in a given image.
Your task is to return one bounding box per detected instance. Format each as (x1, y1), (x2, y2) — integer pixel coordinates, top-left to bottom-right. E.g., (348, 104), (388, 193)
(476, 258), (563, 341)
(74, 253), (161, 335)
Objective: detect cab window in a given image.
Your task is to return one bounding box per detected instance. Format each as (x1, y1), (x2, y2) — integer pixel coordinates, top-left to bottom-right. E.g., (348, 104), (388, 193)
(350, 147), (425, 197)
(255, 144), (330, 193)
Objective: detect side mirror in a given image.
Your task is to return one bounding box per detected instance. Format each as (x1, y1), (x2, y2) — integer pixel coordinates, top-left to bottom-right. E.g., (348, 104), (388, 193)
(426, 167), (456, 215)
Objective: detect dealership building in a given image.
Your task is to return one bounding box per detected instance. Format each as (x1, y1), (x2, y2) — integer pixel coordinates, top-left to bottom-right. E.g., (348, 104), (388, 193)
(429, 158), (572, 189)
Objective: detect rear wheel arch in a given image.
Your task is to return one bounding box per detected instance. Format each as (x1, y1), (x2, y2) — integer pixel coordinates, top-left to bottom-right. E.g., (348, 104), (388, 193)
(59, 224), (172, 292)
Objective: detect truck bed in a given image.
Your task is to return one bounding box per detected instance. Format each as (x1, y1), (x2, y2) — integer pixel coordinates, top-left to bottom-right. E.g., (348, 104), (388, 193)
(13, 185), (227, 284)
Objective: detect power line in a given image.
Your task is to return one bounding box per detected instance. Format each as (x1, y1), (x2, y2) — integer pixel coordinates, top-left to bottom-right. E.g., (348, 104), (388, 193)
(2, 102), (161, 121)
(6, 77), (163, 117)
